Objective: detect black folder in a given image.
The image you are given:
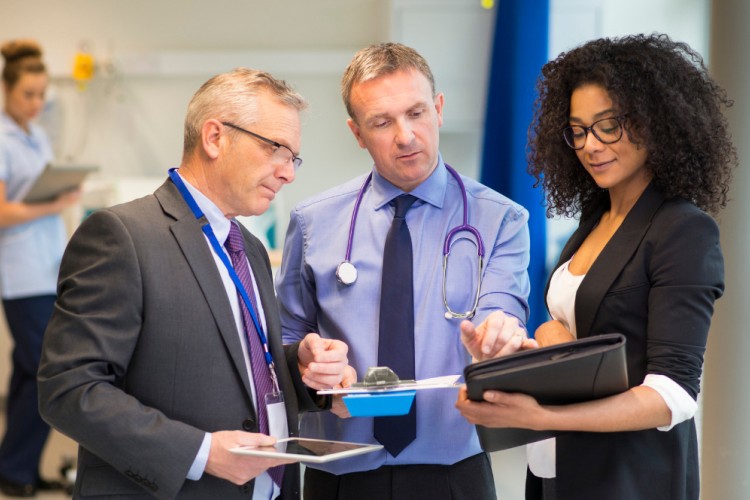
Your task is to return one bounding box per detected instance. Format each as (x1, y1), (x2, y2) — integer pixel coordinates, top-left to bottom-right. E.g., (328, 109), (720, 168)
(464, 333), (628, 451)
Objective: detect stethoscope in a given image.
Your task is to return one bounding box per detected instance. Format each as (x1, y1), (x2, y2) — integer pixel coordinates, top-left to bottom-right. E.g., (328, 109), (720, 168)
(336, 164), (485, 320)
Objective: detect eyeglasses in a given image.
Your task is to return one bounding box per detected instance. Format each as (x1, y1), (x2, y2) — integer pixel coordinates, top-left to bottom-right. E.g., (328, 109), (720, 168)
(221, 122), (302, 170)
(562, 115), (626, 150)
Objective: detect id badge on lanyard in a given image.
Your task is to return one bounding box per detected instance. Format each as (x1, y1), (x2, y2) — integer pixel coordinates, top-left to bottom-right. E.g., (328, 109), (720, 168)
(169, 168), (288, 439)
(266, 392), (288, 439)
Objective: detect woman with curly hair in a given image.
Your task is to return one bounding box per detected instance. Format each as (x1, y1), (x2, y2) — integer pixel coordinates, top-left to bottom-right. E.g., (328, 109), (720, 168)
(0, 39), (77, 496)
(456, 33), (736, 499)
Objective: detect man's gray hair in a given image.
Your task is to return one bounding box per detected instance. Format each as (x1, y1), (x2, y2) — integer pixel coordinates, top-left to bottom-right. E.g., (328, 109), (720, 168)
(183, 67), (307, 157)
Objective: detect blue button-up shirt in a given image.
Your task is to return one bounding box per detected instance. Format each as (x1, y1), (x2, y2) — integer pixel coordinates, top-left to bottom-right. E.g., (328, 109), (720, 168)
(275, 156), (530, 474)
(0, 112), (64, 299)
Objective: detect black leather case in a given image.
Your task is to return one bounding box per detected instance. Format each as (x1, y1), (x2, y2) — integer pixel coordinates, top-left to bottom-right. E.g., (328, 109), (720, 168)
(464, 333), (628, 451)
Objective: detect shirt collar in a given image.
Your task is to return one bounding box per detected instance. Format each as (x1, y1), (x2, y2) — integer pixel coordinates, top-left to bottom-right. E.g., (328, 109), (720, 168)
(370, 153), (447, 211)
(176, 170), (232, 244)
(0, 112), (18, 135)
(1, 112), (42, 145)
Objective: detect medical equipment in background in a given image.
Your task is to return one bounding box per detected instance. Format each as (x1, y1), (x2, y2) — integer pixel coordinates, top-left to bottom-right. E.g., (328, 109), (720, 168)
(72, 43), (95, 90)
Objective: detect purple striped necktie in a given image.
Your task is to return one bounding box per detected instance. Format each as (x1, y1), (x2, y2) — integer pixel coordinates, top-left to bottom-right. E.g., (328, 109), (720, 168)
(224, 222), (284, 487)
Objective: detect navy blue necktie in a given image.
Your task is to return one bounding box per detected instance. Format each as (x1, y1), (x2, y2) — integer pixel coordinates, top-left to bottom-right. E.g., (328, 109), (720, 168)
(374, 194), (418, 457)
(225, 222), (284, 486)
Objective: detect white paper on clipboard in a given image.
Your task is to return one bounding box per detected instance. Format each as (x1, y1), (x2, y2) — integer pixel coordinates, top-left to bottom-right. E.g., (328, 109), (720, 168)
(317, 374), (462, 396)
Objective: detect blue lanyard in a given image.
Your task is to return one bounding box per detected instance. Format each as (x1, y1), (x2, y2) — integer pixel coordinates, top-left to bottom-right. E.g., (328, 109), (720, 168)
(168, 168), (275, 369)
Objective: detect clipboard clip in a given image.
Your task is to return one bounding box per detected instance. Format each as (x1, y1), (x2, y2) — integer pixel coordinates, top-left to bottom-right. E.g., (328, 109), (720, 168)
(344, 367), (417, 417)
(350, 367), (416, 390)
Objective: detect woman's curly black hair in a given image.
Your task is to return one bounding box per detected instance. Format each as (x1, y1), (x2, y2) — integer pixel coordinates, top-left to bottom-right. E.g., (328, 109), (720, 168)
(527, 33), (737, 218)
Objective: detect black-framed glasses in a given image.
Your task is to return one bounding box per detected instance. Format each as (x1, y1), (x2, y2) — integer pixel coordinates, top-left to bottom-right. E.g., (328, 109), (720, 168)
(562, 115), (627, 150)
(222, 121), (302, 170)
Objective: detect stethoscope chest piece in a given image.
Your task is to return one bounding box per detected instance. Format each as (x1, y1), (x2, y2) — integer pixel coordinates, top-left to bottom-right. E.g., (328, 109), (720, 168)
(336, 261), (358, 285)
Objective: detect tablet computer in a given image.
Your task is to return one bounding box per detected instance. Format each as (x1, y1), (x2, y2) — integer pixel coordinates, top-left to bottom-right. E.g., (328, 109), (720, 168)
(23, 163), (98, 203)
(229, 438), (383, 464)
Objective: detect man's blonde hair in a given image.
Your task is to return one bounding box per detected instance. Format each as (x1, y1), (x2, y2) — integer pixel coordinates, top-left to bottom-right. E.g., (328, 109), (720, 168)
(341, 43), (435, 121)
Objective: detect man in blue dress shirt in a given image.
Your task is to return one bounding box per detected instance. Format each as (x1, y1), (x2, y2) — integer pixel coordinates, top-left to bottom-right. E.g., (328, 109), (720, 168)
(275, 43), (531, 499)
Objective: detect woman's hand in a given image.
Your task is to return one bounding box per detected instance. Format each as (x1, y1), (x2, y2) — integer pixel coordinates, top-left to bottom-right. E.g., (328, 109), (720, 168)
(533, 320), (575, 347)
(51, 188), (83, 212)
(455, 386), (547, 430)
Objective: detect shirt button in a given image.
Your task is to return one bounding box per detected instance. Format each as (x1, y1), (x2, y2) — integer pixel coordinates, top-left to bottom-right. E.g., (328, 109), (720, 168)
(242, 417), (255, 431)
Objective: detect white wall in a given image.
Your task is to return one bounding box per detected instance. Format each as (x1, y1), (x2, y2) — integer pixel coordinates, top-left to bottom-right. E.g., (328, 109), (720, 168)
(4, 0), (387, 218)
(550, 0), (709, 55)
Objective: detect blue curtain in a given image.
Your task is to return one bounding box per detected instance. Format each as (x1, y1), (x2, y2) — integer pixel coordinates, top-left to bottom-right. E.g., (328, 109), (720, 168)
(480, 0), (549, 336)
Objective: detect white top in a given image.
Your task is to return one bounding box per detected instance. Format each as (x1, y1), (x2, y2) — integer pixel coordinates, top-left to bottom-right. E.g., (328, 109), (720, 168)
(527, 258), (698, 478)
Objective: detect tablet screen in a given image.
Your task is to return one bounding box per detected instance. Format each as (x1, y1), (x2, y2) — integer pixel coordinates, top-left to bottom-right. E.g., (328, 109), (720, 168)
(283, 438), (368, 456)
(230, 438), (382, 463)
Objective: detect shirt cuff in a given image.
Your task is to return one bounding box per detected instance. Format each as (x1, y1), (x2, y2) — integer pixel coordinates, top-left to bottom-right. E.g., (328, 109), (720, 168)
(642, 374), (698, 431)
(187, 433), (212, 481)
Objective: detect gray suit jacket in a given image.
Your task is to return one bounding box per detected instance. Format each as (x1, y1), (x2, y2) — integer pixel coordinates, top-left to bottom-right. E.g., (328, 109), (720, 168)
(38, 179), (323, 499)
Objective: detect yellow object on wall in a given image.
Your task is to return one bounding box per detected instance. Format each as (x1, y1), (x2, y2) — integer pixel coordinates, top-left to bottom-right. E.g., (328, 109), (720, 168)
(72, 51), (95, 89)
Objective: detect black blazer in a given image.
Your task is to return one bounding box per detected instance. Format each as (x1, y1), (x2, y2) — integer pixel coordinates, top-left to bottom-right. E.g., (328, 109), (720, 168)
(39, 180), (323, 499)
(547, 183), (724, 500)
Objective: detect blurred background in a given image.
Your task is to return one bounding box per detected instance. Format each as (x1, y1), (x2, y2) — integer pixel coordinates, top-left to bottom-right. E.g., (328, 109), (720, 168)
(0, 1), (746, 498)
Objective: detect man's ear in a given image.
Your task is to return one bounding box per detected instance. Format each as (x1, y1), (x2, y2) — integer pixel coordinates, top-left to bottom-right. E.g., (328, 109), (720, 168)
(347, 118), (367, 150)
(434, 92), (445, 129)
(201, 119), (224, 160)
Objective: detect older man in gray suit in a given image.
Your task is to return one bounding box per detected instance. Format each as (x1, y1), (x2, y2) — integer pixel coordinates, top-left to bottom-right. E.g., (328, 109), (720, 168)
(38, 68), (351, 499)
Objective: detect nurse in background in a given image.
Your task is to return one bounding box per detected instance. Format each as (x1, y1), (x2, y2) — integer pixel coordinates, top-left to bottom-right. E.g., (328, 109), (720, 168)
(0, 39), (78, 497)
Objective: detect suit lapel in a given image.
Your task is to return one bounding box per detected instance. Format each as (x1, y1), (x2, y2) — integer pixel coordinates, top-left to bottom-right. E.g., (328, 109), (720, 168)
(575, 183), (666, 338)
(155, 181), (254, 398)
